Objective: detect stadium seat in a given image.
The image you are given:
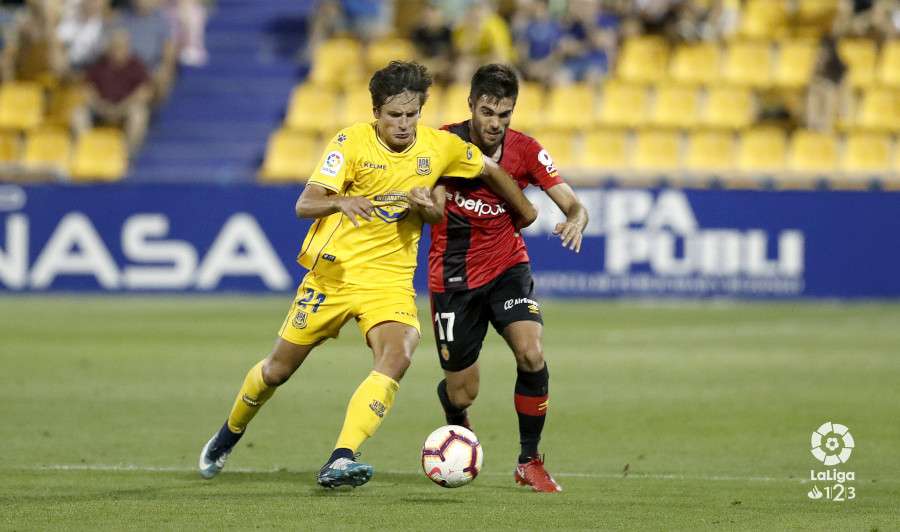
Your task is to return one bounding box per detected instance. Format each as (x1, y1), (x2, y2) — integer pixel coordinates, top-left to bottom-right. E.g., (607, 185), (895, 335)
(582, 129), (629, 171)
(22, 127), (71, 175)
(442, 83), (472, 127)
(596, 81), (648, 128)
(684, 130), (736, 174)
(739, 0), (789, 39)
(309, 38), (364, 89)
(787, 130), (838, 178)
(632, 130), (681, 172)
(737, 127), (787, 174)
(545, 84), (595, 131)
(774, 39), (817, 89)
(669, 42), (721, 85)
(876, 40), (900, 87)
(854, 87), (900, 132)
(0, 130), (20, 164)
(342, 86), (375, 125)
(722, 41), (773, 87)
(534, 130), (577, 172)
(702, 86), (754, 129)
(793, 0), (839, 37)
(617, 36), (669, 84)
(419, 85), (445, 128)
(840, 132), (893, 176)
(651, 84), (700, 129)
(838, 39), (877, 88)
(259, 129), (322, 182)
(46, 83), (86, 127)
(0, 82), (45, 131)
(365, 37), (416, 74)
(510, 82), (544, 133)
(285, 84), (339, 134)
(70, 128), (128, 182)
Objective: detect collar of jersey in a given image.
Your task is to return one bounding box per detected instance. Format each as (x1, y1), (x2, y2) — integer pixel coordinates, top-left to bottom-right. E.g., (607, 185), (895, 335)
(373, 123), (419, 155)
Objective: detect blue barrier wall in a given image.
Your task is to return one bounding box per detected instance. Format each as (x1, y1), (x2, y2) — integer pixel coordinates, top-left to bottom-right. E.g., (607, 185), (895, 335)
(1, 183), (898, 298)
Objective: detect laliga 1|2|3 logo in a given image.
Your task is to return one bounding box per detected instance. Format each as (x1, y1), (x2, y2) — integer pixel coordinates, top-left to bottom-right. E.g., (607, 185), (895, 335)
(806, 422), (856, 502)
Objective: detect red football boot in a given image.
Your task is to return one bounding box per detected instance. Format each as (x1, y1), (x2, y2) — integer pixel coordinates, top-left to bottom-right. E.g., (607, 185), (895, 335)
(514, 455), (562, 492)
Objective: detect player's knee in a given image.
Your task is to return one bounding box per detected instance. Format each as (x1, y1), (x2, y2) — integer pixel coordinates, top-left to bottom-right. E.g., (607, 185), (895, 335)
(261, 357), (296, 386)
(376, 347), (413, 380)
(513, 341), (544, 372)
(449, 385), (477, 409)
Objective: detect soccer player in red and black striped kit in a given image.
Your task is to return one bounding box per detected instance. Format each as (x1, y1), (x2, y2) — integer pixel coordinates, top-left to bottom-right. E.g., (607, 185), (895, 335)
(427, 64), (587, 492)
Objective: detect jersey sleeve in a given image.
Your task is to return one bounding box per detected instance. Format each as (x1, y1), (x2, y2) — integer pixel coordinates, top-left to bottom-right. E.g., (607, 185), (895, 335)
(525, 138), (565, 190)
(307, 129), (355, 192)
(439, 132), (485, 180)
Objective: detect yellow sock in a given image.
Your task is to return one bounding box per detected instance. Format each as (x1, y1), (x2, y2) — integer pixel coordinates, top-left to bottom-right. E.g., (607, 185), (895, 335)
(226, 360), (277, 433)
(334, 371), (399, 452)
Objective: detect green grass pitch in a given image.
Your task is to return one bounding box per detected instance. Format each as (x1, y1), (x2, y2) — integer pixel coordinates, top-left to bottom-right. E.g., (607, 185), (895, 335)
(1, 296), (898, 530)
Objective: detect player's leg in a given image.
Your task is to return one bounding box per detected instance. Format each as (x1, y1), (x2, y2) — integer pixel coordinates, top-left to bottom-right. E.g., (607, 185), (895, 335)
(431, 289), (490, 429)
(199, 338), (315, 479)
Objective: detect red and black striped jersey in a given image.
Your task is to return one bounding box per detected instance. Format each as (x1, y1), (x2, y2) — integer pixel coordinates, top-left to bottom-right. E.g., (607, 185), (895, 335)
(429, 121), (564, 292)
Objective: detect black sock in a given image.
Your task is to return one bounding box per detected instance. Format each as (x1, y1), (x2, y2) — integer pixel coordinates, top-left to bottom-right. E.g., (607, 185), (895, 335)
(327, 447), (355, 465)
(514, 364), (549, 463)
(210, 421), (243, 456)
(437, 379), (468, 426)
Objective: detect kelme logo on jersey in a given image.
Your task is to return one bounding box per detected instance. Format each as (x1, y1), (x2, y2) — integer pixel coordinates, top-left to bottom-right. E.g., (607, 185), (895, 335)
(373, 191), (410, 223)
(417, 156), (431, 175)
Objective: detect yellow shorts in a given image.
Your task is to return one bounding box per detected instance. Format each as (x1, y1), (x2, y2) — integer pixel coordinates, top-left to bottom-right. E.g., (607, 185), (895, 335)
(278, 272), (420, 346)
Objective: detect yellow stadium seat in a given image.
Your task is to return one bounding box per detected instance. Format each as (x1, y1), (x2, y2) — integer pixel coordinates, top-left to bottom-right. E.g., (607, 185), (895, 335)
(877, 40), (900, 87)
(534, 130), (577, 171)
(545, 84), (595, 131)
(684, 130), (736, 173)
(366, 37), (416, 73)
(651, 84), (700, 129)
(510, 82), (544, 133)
(22, 127), (70, 174)
(722, 41), (773, 87)
(838, 39), (877, 88)
(841, 132), (893, 175)
(793, 0), (839, 37)
(582, 129), (629, 171)
(854, 87), (900, 132)
(70, 128), (128, 182)
(0, 82), (45, 131)
(259, 129), (322, 182)
(309, 38), (364, 89)
(669, 42), (721, 85)
(0, 131), (20, 163)
(442, 83), (471, 127)
(737, 127), (787, 174)
(740, 0), (789, 39)
(617, 36), (669, 84)
(418, 85), (445, 128)
(787, 130), (838, 175)
(774, 39), (817, 89)
(597, 82), (648, 128)
(285, 84), (339, 134)
(632, 130), (681, 172)
(702, 86), (754, 129)
(341, 86), (374, 125)
(46, 83), (86, 127)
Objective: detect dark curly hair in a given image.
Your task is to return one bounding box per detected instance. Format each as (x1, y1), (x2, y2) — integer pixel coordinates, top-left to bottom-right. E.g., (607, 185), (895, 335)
(469, 63), (519, 105)
(369, 61), (433, 110)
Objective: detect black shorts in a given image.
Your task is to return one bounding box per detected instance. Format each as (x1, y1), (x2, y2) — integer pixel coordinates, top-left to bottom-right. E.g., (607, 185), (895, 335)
(430, 263), (543, 372)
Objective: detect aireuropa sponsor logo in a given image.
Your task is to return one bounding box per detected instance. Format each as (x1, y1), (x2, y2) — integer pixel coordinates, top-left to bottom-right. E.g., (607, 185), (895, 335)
(449, 191), (506, 217)
(503, 297), (539, 311)
(806, 422), (857, 502)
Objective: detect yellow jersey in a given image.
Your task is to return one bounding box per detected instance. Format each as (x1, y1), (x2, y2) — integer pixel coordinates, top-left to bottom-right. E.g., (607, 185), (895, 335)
(298, 122), (484, 288)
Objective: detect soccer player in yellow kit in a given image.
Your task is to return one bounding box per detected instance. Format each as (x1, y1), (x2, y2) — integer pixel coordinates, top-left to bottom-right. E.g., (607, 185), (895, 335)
(198, 61), (537, 488)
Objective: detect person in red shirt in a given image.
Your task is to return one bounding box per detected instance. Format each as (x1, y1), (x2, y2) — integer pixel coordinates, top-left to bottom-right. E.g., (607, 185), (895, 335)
(427, 64), (587, 492)
(74, 28), (151, 152)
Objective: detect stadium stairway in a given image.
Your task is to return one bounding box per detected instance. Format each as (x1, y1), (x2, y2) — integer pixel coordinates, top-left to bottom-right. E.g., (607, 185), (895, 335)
(129, 0), (313, 182)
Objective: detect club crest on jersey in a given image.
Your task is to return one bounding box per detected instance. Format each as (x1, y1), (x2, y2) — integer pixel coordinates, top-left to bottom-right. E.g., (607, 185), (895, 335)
(416, 156), (431, 175)
(292, 309), (308, 329)
(373, 191), (410, 223)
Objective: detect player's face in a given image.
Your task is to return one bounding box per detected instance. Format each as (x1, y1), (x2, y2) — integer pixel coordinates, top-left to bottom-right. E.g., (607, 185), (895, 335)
(374, 90), (423, 152)
(469, 95), (515, 153)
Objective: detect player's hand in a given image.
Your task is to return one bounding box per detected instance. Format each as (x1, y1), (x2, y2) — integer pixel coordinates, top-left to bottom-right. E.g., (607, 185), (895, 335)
(512, 204), (538, 231)
(407, 187), (434, 210)
(337, 196), (374, 227)
(553, 221), (583, 253)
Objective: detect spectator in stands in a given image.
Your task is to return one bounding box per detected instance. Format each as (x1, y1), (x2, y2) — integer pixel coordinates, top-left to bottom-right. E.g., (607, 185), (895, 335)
(119, 0), (176, 101)
(514, 0), (562, 85)
(452, 0), (514, 82)
(1, 0), (67, 86)
(555, 0), (617, 84)
(164, 0), (208, 66)
(411, 2), (453, 85)
(74, 27), (151, 152)
(340, 0), (393, 42)
(57, 0), (111, 72)
(805, 36), (849, 132)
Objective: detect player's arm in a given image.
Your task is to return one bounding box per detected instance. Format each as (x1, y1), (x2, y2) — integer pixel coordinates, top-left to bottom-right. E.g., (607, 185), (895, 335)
(480, 157), (537, 229)
(408, 185), (446, 224)
(546, 183), (588, 253)
(295, 183), (374, 227)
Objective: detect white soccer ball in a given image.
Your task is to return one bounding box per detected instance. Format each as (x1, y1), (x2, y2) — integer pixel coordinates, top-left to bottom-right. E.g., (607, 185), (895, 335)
(421, 425), (483, 488)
